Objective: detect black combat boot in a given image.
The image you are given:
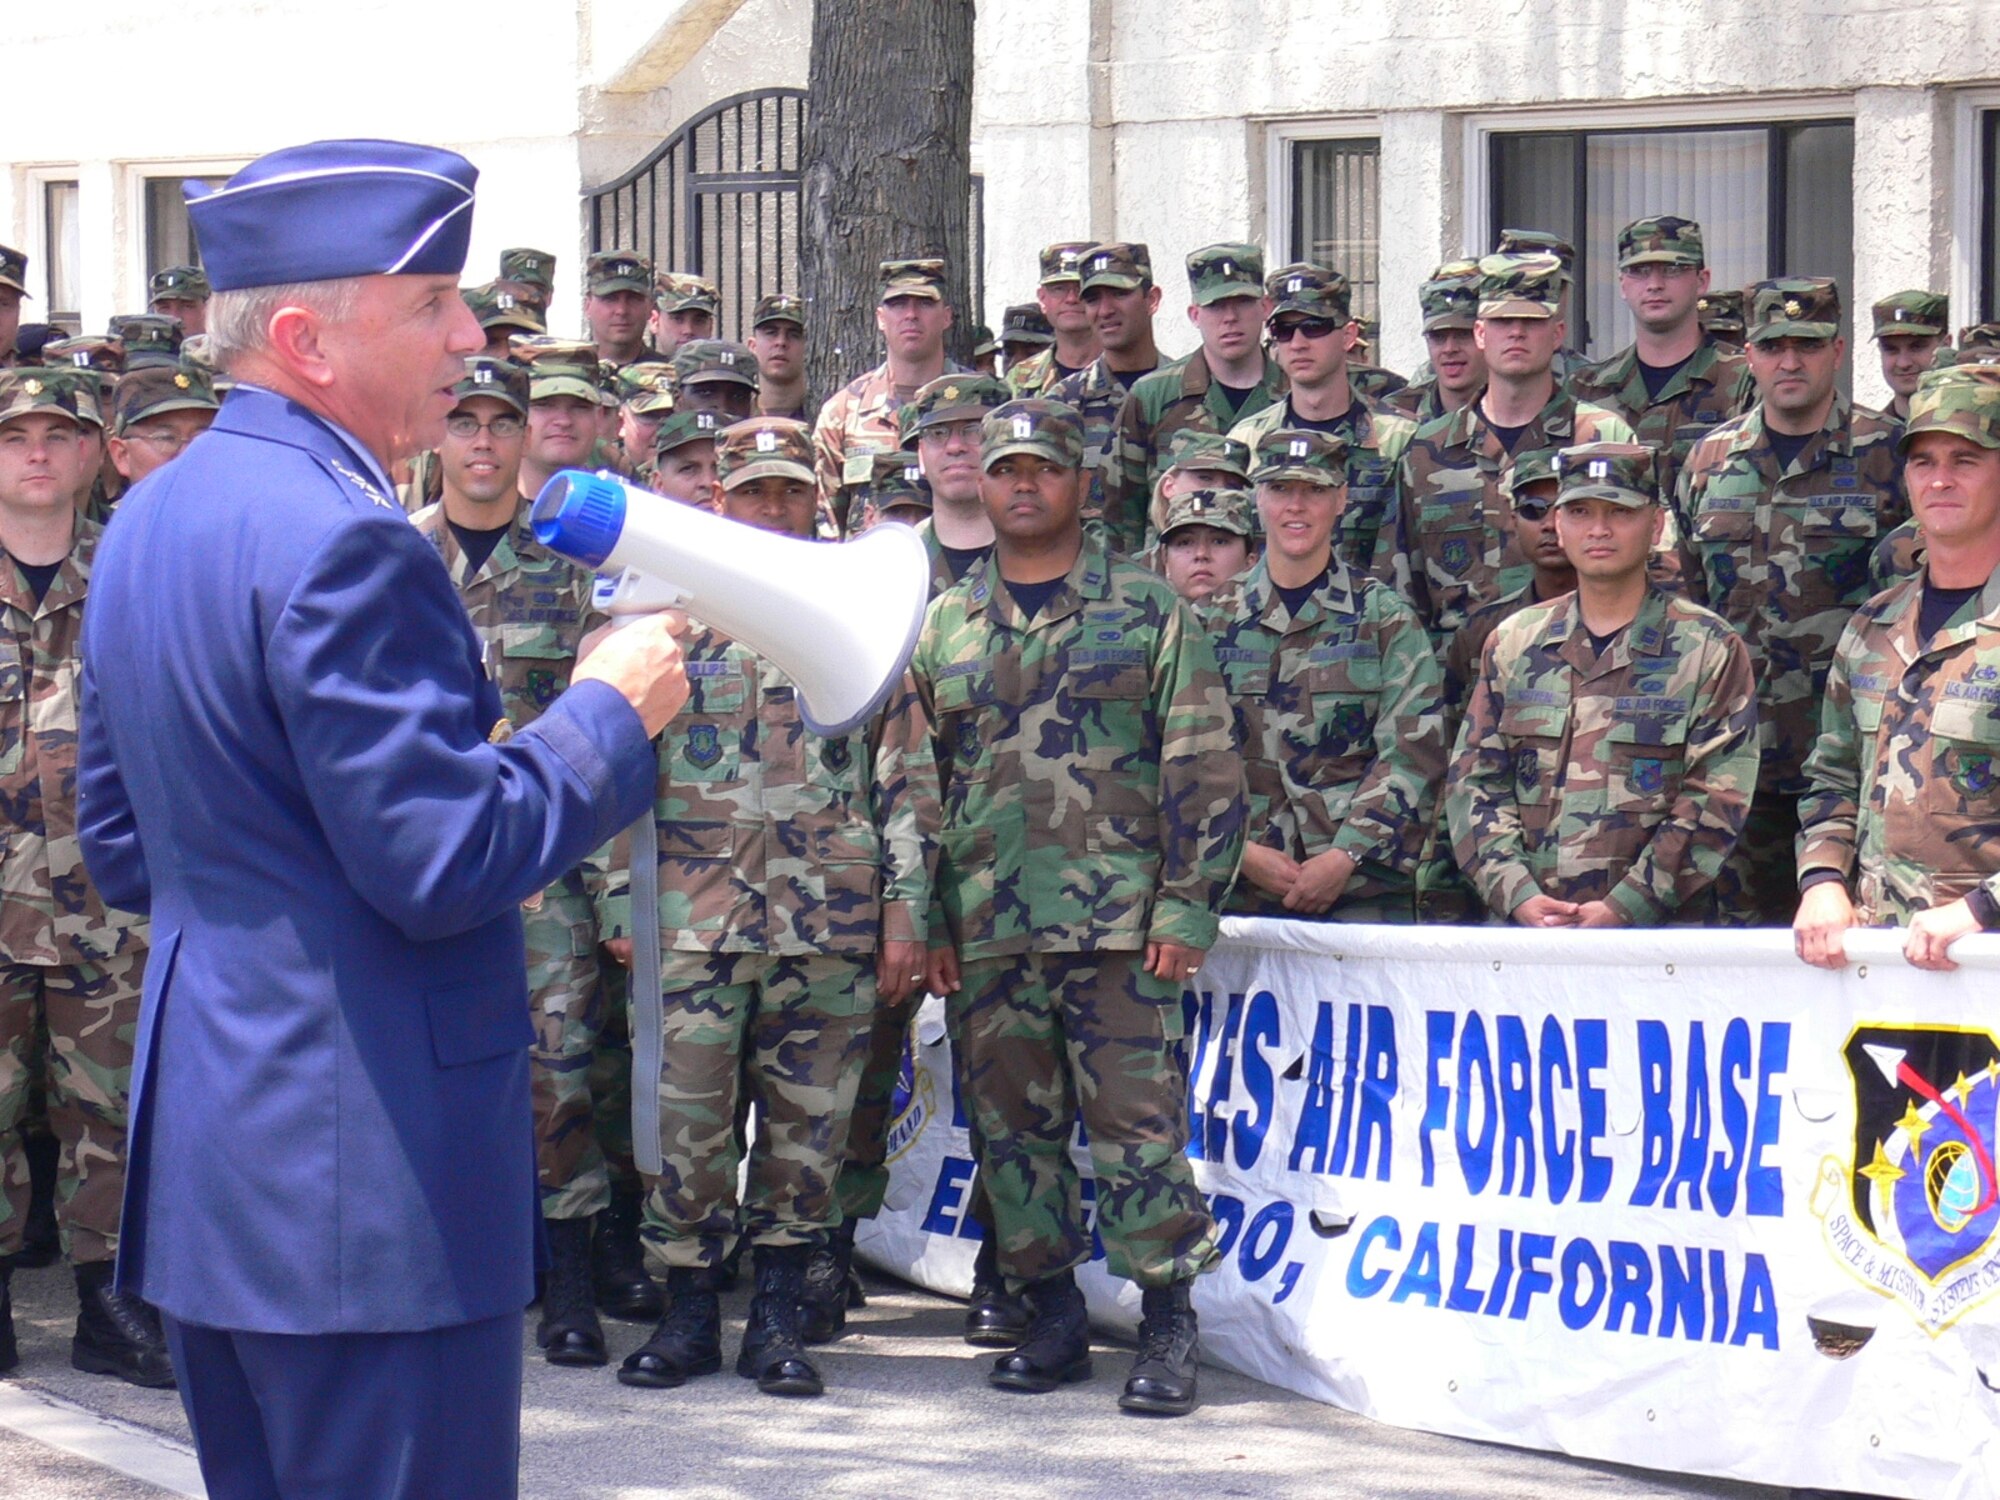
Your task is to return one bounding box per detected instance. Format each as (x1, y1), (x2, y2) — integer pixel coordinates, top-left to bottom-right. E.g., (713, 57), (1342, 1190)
(535, 1217), (608, 1367)
(592, 1189), (664, 1321)
(800, 1222), (856, 1345)
(736, 1245), (823, 1396)
(989, 1269), (1091, 1392)
(0, 1256), (17, 1376)
(964, 1234), (1030, 1348)
(1118, 1279), (1200, 1416)
(72, 1261), (175, 1388)
(618, 1267), (723, 1388)
(17, 1132), (60, 1269)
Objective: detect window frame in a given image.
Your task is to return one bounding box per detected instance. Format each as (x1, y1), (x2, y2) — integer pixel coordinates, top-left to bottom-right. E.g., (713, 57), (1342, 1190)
(123, 158), (245, 312)
(19, 165), (81, 328)
(1950, 85), (2000, 326)
(1265, 115), (1382, 316)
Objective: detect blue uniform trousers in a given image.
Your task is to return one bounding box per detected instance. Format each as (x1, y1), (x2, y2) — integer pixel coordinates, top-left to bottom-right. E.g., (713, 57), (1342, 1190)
(161, 1311), (522, 1500)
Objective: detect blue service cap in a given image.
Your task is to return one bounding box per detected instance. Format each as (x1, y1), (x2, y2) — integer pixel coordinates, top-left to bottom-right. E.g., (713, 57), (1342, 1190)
(185, 139), (478, 292)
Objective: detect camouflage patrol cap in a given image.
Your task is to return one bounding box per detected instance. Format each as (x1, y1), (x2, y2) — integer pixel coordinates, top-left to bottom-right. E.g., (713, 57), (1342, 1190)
(464, 282), (546, 335)
(751, 292), (805, 329)
(854, 450), (932, 515)
(1747, 278), (1841, 343)
(982, 398), (1084, 470)
(111, 363), (220, 434)
(1160, 486), (1256, 540)
(1899, 364), (2000, 452)
(0, 369), (86, 428)
(1038, 241), (1094, 286)
(879, 259), (947, 302)
(907, 374), (1012, 434)
(1079, 242), (1152, 293)
(1617, 215), (1704, 269)
(1477, 252), (1564, 320)
(1872, 290), (1949, 339)
(1162, 430), (1250, 480)
(1187, 243), (1266, 306)
(449, 356), (530, 418)
(1497, 228), (1576, 281)
(653, 408), (721, 456)
(971, 325), (999, 357)
(1249, 427), (1349, 487)
(586, 250), (651, 297)
(1001, 304), (1054, 346)
(1555, 441), (1661, 509)
(616, 360), (677, 413)
(1419, 264), (1482, 332)
(672, 339), (758, 389)
(43, 334), (125, 376)
(657, 272), (719, 315)
(147, 265), (210, 307)
(0, 246), (28, 297)
(498, 248), (556, 293)
(1697, 288), (1746, 338)
(1503, 447), (1564, 503)
(112, 314), (184, 370)
(715, 415), (814, 488)
(509, 336), (600, 403)
(1265, 263), (1351, 322)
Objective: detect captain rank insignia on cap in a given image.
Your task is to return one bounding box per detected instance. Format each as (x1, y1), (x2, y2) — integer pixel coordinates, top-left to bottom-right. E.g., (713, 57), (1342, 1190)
(1590, 460), (1611, 479)
(472, 365), (494, 385)
(756, 430), (777, 452)
(1012, 415), (1034, 439)
(1289, 437), (1309, 457)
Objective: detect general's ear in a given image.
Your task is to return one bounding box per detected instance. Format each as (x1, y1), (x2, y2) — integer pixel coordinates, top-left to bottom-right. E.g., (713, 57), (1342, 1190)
(265, 305), (336, 390)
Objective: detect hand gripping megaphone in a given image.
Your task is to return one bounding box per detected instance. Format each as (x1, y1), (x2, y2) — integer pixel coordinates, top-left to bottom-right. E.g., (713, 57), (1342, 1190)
(530, 469), (931, 735)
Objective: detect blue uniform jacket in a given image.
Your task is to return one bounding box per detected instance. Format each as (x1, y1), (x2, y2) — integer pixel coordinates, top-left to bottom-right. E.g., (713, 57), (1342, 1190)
(77, 387), (656, 1334)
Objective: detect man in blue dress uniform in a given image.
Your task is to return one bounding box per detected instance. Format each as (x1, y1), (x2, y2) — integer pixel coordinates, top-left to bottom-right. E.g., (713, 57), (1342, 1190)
(75, 140), (687, 1500)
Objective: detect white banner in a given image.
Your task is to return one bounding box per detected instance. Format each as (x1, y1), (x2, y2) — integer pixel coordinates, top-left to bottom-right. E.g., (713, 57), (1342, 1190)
(856, 920), (2000, 1499)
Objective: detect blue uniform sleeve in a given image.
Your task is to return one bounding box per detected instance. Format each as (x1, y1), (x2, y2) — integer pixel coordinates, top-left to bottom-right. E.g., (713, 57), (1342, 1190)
(266, 512), (656, 942)
(77, 649), (152, 916)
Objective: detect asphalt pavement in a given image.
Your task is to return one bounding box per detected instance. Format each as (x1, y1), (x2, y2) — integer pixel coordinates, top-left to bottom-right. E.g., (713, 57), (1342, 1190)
(0, 1258), (1787, 1499)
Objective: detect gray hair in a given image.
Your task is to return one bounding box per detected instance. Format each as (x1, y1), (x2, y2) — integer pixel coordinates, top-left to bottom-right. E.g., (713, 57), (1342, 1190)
(205, 278), (365, 368)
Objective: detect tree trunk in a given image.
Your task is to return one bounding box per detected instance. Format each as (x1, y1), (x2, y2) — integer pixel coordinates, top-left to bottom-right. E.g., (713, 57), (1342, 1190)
(800, 0), (976, 401)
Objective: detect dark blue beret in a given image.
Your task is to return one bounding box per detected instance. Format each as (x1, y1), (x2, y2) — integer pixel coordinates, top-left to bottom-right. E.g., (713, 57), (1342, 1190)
(186, 139), (478, 292)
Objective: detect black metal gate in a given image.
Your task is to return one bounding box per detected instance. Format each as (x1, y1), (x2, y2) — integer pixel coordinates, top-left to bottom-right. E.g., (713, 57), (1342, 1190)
(586, 88), (807, 345)
(586, 87), (985, 346)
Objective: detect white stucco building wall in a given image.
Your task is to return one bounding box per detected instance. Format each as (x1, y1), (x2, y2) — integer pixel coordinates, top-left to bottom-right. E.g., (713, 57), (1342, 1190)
(8, 0), (2000, 409)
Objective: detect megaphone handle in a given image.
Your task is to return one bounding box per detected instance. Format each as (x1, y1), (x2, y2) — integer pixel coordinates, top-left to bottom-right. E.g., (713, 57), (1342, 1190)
(627, 811), (665, 1178)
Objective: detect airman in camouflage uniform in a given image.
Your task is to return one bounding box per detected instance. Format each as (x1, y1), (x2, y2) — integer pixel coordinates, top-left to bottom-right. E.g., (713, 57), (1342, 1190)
(1495, 228), (1586, 382)
(1051, 243), (1165, 539)
(408, 357), (626, 1366)
(0, 370), (170, 1387)
(110, 316), (183, 372)
(584, 249), (654, 368)
(1797, 365), (2000, 968)
(1206, 431), (1447, 922)
(914, 398), (1243, 1415)
(1228, 263), (1417, 573)
(652, 272), (719, 358)
(1376, 253), (1635, 650)
(1006, 242), (1098, 397)
(650, 409), (722, 511)
(1442, 448), (1575, 710)
(1699, 289), (1747, 348)
(813, 259), (963, 537)
(607, 416), (938, 1398)
(0, 247), (26, 368)
(464, 281), (546, 360)
(1105, 244), (1287, 555)
(1449, 443), (1758, 926)
(1569, 217), (1752, 504)
(1676, 278), (1909, 923)
(1145, 430), (1252, 545)
(1157, 486), (1257, 605)
(147, 265), (209, 338)
(904, 374), (1009, 597)
(748, 293), (812, 421)
(999, 303), (1054, 372)
(1871, 289), (1950, 423)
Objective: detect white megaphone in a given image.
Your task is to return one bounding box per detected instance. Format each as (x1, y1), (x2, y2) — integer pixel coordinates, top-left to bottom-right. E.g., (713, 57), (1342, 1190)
(530, 469), (931, 735)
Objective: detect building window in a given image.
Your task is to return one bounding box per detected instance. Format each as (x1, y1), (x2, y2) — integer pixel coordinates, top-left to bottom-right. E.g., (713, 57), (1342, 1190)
(1489, 120), (1855, 358)
(1982, 110), (2000, 323)
(43, 180), (81, 330)
(1289, 138), (1381, 322)
(145, 175), (227, 279)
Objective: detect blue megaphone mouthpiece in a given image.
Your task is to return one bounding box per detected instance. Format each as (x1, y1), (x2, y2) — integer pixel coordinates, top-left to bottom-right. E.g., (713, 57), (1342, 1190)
(531, 471), (628, 568)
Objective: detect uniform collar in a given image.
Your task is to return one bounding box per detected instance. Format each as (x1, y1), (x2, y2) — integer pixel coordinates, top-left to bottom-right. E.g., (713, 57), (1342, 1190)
(1731, 394), (1856, 463)
(216, 384), (400, 508)
(1241, 553), (1359, 634)
(1545, 585), (1673, 679)
(0, 517), (96, 622)
(966, 534), (1113, 631)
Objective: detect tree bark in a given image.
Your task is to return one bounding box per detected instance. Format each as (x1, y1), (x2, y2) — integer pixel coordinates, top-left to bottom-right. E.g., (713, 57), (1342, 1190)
(800, 0), (976, 401)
